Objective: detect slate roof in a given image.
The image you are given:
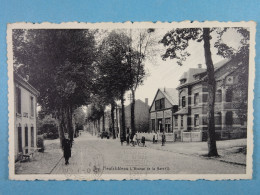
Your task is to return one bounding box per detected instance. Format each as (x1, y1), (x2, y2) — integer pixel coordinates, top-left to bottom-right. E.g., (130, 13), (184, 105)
(158, 88), (178, 106)
(178, 58), (231, 88)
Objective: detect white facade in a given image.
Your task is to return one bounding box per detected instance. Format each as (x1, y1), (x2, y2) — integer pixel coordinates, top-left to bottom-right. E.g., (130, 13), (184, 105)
(14, 73), (39, 160)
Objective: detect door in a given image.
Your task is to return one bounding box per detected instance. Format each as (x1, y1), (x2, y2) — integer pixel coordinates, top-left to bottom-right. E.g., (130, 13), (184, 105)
(157, 119), (163, 132)
(31, 127), (34, 147)
(18, 127), (22, 153)
(25, 126), (28, 153)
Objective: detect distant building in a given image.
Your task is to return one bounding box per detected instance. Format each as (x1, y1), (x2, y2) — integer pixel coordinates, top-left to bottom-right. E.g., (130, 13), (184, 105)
(149, 88), (178, 133)
(14, 73), (40, 160)
(125, 98), (150, 133)
(174, 58), (248, 141)
(99, 98), (149, 137)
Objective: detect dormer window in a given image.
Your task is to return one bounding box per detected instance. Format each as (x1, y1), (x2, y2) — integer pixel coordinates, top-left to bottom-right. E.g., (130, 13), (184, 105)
(180, 79), (186, 84)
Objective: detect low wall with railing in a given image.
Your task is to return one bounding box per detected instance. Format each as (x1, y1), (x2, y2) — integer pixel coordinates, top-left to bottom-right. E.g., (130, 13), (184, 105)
(182, 131), (202, 142)
(136, 132), (175, 142)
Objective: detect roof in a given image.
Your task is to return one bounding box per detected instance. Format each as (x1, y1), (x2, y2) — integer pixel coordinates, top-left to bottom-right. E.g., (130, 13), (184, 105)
(14, 72), (40, 97)
(178, 58), (231, 89)
(179, 68), (206, 83)
(173, 107), (188, 115)
(158, 88), (178, 106)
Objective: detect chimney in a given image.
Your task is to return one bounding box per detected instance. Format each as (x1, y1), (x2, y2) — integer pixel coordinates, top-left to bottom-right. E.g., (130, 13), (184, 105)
(164, 87), (166, 92)
(145, 98), (148, 105)
(198, 64), (202, 69)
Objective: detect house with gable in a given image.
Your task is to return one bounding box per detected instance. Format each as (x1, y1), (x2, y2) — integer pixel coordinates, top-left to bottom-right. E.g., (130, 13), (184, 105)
(174, 57), (248, 142)
(149, 88), (178, 135)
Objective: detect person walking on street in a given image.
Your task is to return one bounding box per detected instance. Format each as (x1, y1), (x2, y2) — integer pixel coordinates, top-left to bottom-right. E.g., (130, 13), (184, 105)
(153, 131), (156, 144)
(162, 132), (166, 146)
(141, 136), (146, 147)
(120, 135), (124, 146)
(62, 133), (72, 165)
(126, 133), (130, 146)
(133, 133), (137, 146)
(155, 131), (159, 143)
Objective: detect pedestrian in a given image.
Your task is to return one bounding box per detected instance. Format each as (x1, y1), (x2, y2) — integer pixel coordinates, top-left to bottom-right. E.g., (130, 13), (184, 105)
(141, 136), (146, 147)
(162, 132), (166, 146)
(133, 133), (137, 146)
(155, 131), (159, 143)
(120, 135), (124, 146)
(126, 133), (130, 146)
(153, 131), (156, 144)
(62, 133), (72, 165)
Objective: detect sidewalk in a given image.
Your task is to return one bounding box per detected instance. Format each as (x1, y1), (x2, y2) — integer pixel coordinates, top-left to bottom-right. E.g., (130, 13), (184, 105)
(146, 139), (247, 166)
(15, 139), (63, 174)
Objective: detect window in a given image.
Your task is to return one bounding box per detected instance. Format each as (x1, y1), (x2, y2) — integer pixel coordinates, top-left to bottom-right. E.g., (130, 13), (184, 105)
(182, 96), (186, 108)
(194, 93), (199, 105)
(215, 112), (222, 125)
(155, 98), (165, 110)
(194, 114), (199, 127)
(180, 79), (186, 84)
(151, 119), (155, 130)
(181, 116), (184, 127)
(25, 126), (28, 153)
(216, 89), (222, 102)
(160, 98), (165, 109)
(16, 87), (21, 114)
(174, 116), (178, 127)
(30, 96), (34, 117)
(155, 100), (160, 110)
(165, 118), (171, 133)
(226, 89), (233, 102)
(31, 126), (34, 147)
(226, 111), (233, 126)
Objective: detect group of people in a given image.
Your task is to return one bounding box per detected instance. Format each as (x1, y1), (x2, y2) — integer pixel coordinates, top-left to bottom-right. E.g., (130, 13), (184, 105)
(153, 131), (166, 146)
(120, 129), (167, 147)
(120, 128), (146, 147)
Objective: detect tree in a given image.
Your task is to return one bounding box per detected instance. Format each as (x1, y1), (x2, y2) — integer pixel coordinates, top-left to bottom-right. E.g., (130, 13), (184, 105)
(215, 28), (249, 125)
(96, 30), (133, 139)
(126, 29), (155, 136)
(13, 29), (96, 144)
(160, 27), (249, 157)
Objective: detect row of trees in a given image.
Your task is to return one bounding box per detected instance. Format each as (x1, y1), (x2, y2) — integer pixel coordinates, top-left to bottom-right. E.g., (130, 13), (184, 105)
(86, 29), (156, 139)
(13, 27), (249, 156)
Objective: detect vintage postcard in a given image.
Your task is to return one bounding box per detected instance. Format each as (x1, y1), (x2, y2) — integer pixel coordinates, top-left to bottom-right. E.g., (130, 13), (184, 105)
(8, 21), (255, 180)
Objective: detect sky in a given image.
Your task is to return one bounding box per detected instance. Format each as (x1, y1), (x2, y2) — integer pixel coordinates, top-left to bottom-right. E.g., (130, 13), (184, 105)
(123, 28), (243, 106)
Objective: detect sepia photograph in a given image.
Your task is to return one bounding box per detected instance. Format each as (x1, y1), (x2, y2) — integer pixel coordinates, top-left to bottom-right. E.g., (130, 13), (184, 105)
(7, 22), (255, 180)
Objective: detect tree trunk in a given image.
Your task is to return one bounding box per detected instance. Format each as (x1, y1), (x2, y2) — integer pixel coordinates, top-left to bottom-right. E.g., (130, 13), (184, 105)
(98, 119), (100, 134)
(67, 105), (74, 141)
(57, 108), (65, 147)
(111, 102), (116, 139)
(120, 93), (126, 140)
(131, 89), (136, 135)
(102, 112), (105, 132)
(203, 28), (219, 157)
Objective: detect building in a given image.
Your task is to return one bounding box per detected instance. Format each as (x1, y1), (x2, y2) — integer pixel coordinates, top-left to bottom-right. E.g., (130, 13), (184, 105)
(97, 98), (149, 137)
(149, 88), (178, 134)
(14, 73), (40, 160)
(124, 98), (150, 133)
(174, 58), (248, 142)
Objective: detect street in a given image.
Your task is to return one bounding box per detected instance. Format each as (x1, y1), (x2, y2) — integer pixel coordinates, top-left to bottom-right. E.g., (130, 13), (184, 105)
(50, 132), (245, 175)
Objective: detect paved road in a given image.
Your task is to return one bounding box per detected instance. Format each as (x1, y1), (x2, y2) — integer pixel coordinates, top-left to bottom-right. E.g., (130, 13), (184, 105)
(51, 132), (245, 175)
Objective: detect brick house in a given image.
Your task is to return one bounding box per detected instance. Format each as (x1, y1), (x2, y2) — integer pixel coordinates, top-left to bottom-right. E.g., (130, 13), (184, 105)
(174, 57), (248, 142)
